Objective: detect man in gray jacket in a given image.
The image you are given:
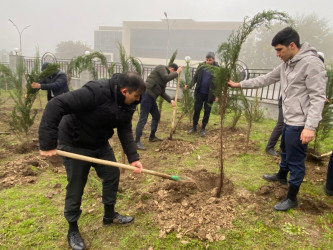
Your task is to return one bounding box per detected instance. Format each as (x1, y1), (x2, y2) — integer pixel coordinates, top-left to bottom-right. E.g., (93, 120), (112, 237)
(228, 27), (327, 211)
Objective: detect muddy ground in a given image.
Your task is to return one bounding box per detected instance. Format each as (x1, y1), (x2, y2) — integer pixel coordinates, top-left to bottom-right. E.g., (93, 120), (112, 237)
(0, 112), (332, 242)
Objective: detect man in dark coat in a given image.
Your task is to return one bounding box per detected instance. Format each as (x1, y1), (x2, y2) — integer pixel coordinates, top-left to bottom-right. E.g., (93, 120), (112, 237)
(188, 52), (219, 136)
(38, 72), (146, 250)
(135, 63), (182, 150)
(31, 62), (69, 101)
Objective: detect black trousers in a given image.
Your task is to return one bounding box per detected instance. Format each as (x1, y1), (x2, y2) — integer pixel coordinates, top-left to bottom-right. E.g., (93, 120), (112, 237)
(192, 93), (213, 128)
(59, 144), (120, 223)
(326, 152), (333, 191)
(266, 97), (283, 150)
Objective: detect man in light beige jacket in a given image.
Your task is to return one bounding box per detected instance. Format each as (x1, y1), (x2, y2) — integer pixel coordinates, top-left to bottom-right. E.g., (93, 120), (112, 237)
(229, 27), (327, 211)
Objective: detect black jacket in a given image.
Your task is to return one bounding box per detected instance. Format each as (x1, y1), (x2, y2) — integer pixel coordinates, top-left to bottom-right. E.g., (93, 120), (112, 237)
(38, 77), (139, 163)
(145, 65), (179, 102)
(193, 61), (219, 103)
(40, 70), (69, 101)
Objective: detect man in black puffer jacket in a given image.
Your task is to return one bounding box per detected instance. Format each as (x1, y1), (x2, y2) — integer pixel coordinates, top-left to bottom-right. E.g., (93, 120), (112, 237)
(31, 62), (69, 101)
(38, 72), (146, 250)
(187, 52), (219, 136)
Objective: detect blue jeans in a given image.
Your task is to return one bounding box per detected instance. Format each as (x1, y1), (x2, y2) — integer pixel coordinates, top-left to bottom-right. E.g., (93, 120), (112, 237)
(135, 93), (160, 141)
(279, 124), (307, 186)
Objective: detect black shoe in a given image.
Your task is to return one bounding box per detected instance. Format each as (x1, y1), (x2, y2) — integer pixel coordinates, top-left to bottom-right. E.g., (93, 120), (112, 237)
(200, 128), (206, 136)
(136, 141), (146, 150)
(324, 186), (333, 196)
(266, 148), (279, 156)
(263, 173), (287, 185)
(67, 231), (86, 250)
(274, 198), (298, 211)
(188, 127), (196, 134)
(103, 212), (134, 225)
(149, 136), (162, 142)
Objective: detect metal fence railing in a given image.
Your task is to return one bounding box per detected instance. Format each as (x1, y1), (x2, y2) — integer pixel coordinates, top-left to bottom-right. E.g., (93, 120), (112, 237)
(19, 57), (279, 102)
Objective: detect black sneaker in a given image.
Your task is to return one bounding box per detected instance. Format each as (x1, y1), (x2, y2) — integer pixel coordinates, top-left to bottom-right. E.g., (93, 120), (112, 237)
(103, 212), (134, 225)
(67, 231), (86, 250)
(263, 173), (287, 185)
(200, 128), (206, 136)
(188, 127), (196, 134)
(266, 148), (279, 156)
(149, 136), (162, 142)
(136, 141), (146, 150)
(274, 198), (298, 211)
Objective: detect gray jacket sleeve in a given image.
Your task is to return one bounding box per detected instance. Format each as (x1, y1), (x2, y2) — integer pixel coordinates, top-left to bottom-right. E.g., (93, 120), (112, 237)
(240, 65), (281, 89)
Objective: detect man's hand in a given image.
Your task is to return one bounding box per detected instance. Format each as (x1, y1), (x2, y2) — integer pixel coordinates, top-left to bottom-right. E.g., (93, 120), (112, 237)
(176, 67), (183, 74)
(171, 100), (177, 108)
(184, 84), (188, 90)
(31, 82), (41, 89)
(40, 149), (57, 156)
(300, 128), (315, 144)
(228, 80), (241, 88)
(131, 160), (143, 173)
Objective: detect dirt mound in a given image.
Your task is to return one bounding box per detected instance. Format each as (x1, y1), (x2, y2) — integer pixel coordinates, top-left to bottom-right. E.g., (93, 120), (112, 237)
(155, 139), (197, 155)
(133, 169), (235, 242)
(0, 155), (49, 190)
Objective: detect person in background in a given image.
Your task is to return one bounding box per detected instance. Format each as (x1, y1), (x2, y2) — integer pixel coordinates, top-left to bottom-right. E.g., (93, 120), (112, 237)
(228, 27), (327, 211)
(187, 52), (219, 136)
(265, 96), (283, 156)
(317, 51), (333, 196)
(31, 62), (69, 101)
(38, 72), (145, 250)
(325, 152), (333, 196)
(135, 63), (182, 150)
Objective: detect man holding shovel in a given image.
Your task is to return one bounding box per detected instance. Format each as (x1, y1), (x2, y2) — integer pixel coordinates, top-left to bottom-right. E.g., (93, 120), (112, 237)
(228, 27), (327, 211)
(135, 63), (182, 150)
(38, 72), (146, 250)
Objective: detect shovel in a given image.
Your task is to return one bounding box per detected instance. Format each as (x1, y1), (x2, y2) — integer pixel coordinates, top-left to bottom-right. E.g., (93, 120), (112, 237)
(309, 151), (332, 160)
(56, 149), (192, 182)
(169, 73), (181, 139)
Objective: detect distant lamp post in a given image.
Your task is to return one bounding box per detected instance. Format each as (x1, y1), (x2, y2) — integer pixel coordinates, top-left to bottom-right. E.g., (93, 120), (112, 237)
(84, 51), (90, 56)
(9, 19), (31, 56)
(164, 11), (170, 65)
(185, 56), (191, 63)
(14, 48), (19, 56)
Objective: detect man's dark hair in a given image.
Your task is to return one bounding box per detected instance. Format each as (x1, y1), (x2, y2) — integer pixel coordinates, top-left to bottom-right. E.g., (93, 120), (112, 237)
(117, 72), (146, 95)
(271, 27), (301, 48)
(168, 63), (179, 71)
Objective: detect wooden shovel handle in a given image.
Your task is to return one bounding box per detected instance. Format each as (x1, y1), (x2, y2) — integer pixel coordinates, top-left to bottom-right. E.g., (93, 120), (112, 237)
(56, 149), (174, 180)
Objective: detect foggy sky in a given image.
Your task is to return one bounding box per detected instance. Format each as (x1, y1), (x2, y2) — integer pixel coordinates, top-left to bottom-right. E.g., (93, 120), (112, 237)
(1, 0), (332, 57)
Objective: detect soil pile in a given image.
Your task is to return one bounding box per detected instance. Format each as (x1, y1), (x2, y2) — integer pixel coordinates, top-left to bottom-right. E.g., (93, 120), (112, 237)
(132, 169), (235, 242)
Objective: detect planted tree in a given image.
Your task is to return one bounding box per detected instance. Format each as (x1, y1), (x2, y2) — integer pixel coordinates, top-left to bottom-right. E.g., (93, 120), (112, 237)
(208, 11), (291, 197)
(6, 56), (58, 144)
(174, 56), (194, 131)
(67, 51), (108, 84)
(158, 50), (178, 120)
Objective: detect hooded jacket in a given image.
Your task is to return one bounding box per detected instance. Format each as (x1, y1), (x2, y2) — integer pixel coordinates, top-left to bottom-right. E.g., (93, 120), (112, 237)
(38, 76), (139, 163)
(240, 42), (327, 130)
(40, 70), (69, 101)
(193, 61), (219, 103)
(145, 65), (179, 102)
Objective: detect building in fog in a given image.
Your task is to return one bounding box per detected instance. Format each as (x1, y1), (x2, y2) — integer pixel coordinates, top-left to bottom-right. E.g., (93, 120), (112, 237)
(94, 19), (241, 64)
(94, 26), (122, 62)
